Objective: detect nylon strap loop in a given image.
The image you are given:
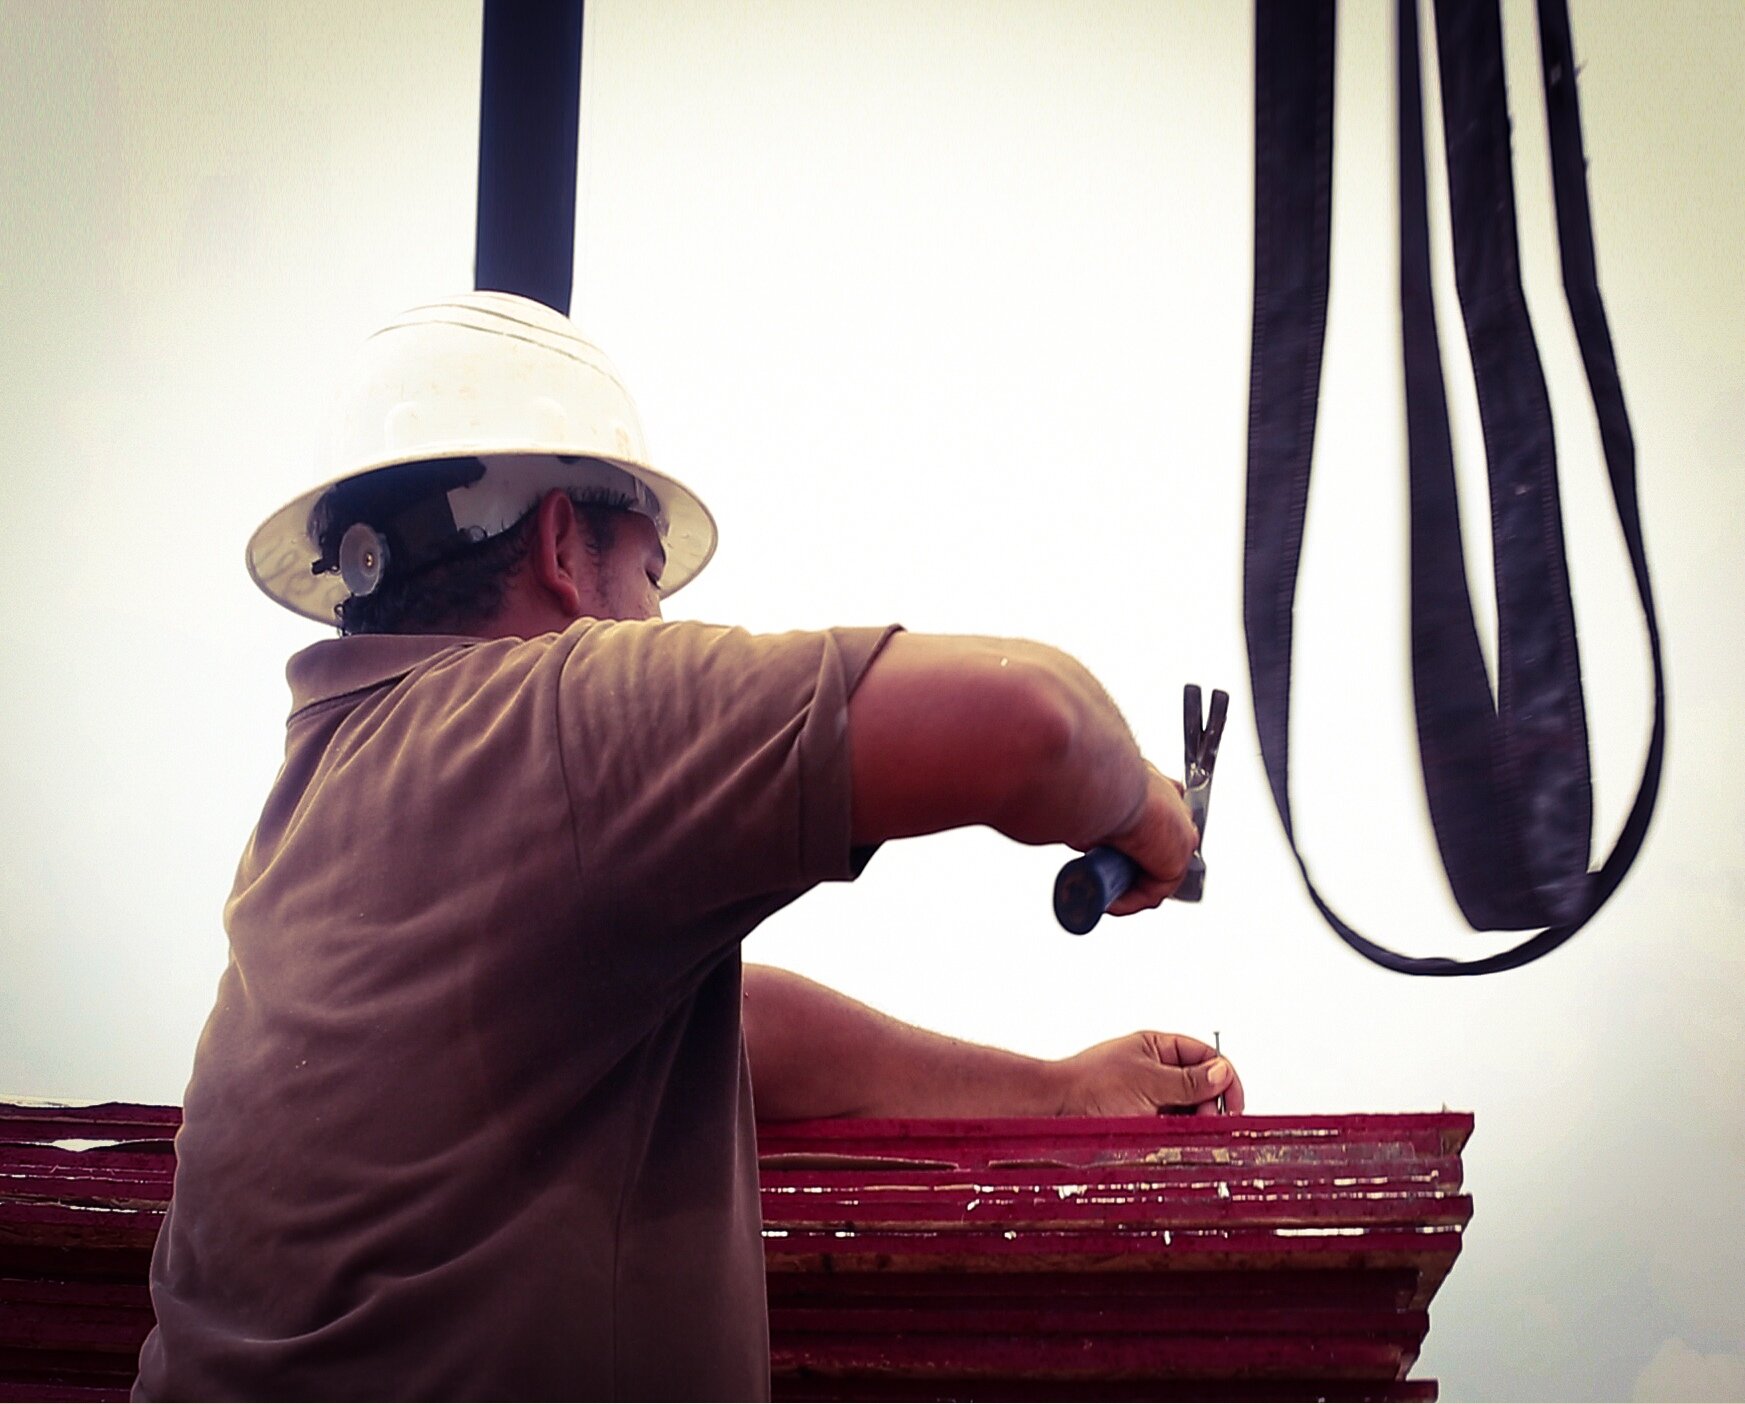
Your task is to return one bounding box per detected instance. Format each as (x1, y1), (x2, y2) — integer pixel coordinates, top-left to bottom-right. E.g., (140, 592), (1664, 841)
(1243, 0), (1666, 975)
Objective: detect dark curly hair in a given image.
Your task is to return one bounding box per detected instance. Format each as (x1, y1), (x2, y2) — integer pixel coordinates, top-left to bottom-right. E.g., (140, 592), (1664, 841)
(334, 489), (629, 636)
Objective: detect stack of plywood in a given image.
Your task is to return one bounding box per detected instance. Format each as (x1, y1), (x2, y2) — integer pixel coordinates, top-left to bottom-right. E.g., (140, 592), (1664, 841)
(758, 1114), (1473, 1402)
(0, 1104), (1470, 1402)
(0, 1103), (173, 1401)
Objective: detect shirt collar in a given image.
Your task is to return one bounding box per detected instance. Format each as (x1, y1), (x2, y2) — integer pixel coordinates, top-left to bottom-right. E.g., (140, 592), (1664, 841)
(285, 632), (480, 713)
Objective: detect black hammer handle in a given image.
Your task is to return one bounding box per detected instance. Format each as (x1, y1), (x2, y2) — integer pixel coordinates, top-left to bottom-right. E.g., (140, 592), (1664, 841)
(1053, 845), (1207, 935)
(1053, 847), (1137, 935)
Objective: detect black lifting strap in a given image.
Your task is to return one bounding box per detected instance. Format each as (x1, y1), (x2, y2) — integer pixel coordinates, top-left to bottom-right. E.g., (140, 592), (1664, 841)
(1243, 0), (1667, 976)
(475, 0), (586, 315)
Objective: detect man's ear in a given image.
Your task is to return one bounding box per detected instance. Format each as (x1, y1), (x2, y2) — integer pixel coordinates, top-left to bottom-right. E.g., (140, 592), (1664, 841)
(527, 490), (586, 618)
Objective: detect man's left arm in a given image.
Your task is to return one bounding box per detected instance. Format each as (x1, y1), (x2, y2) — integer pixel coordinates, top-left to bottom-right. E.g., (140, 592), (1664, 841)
(743, 964), (1244, 1120)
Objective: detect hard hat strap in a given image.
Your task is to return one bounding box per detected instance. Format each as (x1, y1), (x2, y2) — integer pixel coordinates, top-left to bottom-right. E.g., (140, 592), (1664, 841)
(308, 454), (667, 592)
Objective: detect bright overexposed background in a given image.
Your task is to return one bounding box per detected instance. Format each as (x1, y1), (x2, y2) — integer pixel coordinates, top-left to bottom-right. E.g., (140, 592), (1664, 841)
(2, 2), (1740, 1399)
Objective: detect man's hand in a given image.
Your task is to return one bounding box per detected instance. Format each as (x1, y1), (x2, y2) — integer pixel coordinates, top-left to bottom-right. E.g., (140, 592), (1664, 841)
(1096, 763), (1201, 914)
(1052, 1031), (1244, 1116)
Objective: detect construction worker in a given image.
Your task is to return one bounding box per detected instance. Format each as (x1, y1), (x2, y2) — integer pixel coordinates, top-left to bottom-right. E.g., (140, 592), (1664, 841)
(134, 292), (1245, 1401)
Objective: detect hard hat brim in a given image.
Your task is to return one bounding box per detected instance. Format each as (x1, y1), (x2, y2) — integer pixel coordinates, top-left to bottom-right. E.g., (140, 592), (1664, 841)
(246, 450), (718, 627)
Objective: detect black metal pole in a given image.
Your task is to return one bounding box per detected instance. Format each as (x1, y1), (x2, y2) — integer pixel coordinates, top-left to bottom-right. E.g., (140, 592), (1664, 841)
(475, 0), (585, 315)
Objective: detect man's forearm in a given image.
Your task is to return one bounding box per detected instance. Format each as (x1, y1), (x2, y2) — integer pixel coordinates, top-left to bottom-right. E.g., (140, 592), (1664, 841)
(845, 633), (1151, 853)
(995, 643), (1149, 849)
(743, 964), (1062, 1120)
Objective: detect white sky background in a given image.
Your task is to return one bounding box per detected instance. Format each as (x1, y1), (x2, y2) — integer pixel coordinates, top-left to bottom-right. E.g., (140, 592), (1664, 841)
(2, 1), (1740, 1398)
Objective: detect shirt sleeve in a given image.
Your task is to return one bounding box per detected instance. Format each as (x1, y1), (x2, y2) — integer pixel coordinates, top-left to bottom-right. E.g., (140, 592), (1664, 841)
(551, 619), (900, 927)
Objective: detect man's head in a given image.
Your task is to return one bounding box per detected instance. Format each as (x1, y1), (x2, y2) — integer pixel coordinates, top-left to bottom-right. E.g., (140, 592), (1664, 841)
(245, 292), (717, 627)
(325, 484), (666, 638)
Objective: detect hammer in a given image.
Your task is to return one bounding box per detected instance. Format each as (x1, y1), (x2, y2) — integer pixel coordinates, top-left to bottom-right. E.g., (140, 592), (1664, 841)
(1053, 685), (1228, 934)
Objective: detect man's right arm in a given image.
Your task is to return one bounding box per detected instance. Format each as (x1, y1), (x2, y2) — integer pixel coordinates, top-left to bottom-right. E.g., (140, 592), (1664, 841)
(847, 634), (1198, 913)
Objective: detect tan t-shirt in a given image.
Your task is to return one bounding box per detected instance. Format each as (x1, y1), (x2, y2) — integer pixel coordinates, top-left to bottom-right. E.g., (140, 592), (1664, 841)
(134, 618), (897, 1402)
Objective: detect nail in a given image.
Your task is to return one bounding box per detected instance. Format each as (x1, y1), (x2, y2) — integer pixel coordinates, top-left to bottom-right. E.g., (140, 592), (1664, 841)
(1208, 1058), (1231, 1084)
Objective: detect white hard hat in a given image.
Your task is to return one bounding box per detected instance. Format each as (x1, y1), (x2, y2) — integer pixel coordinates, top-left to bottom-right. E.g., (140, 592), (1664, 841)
(247, 291), (718, 624)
